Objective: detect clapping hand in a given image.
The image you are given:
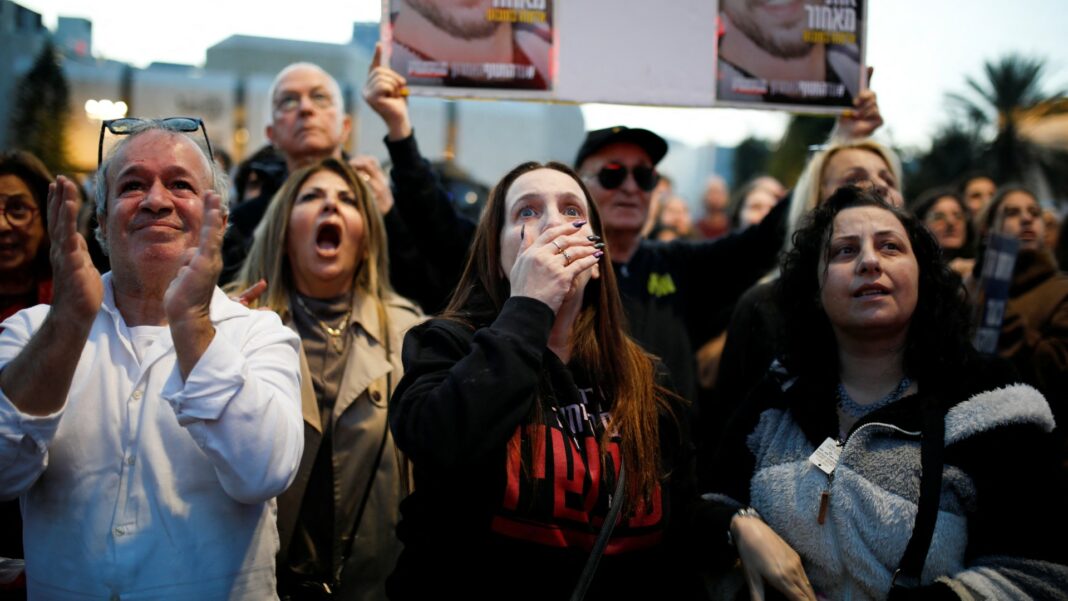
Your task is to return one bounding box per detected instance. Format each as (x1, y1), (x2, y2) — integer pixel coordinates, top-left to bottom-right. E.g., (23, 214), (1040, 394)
(164, 190), (225, 325)
(47, 175), (103, 325)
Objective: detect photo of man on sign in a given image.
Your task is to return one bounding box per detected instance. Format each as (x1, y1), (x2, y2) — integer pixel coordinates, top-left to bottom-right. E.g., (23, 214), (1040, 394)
(715, 0), (865, 112)
(386, 0), (553, 91)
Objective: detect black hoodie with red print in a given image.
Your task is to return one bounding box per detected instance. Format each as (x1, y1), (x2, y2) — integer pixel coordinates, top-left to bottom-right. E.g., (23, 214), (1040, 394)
(386, 296), (722, 600)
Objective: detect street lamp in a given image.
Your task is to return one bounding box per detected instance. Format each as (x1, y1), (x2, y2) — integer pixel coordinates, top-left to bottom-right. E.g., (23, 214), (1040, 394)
(84, 99), (128, 121)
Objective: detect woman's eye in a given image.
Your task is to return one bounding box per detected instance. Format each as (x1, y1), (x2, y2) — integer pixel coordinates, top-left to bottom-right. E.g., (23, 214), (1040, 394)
(7, 203), (31, 218)
(340, 194), (358, 206)
(563, 206), (583, 217)
(297, 192), (319, 204)
(518, 207), (536, 218)
(832, 245), (855, 257)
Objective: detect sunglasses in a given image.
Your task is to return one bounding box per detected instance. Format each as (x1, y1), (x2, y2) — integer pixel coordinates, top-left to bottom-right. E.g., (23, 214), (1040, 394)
(595, 162), (660, 192)
(98, 117), (214, 168)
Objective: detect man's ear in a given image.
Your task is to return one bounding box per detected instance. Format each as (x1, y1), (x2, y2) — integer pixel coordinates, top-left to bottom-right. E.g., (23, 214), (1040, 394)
(265, 124), (276, 145)
(341, 114), (353, 144)
(97, 210), (108, 247)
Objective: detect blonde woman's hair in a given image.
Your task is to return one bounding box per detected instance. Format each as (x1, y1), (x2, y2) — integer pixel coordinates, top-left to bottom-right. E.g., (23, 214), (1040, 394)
(785, 138), (903, 254)
(229, 157), (392, 326)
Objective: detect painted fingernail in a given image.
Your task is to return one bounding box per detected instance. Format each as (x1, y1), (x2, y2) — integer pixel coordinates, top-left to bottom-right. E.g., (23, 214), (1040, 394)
(594, 251), (604, 258)
(572, 220), (587, 227)
(593, 242), (605, 249)
(587, 235), (601, 242)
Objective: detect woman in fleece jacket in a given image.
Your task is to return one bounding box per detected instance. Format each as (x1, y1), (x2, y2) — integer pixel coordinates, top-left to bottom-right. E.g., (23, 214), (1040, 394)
(707, 186), (1068, 600)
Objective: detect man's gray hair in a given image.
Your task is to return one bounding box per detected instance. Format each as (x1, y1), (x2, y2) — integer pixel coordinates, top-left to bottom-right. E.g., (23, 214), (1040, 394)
(94, 119), (230, 254)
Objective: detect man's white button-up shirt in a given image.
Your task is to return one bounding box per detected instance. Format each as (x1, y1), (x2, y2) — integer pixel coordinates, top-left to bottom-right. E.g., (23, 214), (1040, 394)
(0, 274), (303, 600)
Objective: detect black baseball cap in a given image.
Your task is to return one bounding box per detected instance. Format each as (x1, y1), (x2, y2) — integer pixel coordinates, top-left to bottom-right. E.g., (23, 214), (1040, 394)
(573, 126), (668, 169)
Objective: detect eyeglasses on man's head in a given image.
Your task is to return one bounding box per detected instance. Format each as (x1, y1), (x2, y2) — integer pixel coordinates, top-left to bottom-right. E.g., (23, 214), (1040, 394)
(98, 117), (214, 168)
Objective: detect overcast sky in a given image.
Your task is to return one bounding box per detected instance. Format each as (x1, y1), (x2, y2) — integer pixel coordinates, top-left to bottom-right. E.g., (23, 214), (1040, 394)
(20, 0), (1067, 149)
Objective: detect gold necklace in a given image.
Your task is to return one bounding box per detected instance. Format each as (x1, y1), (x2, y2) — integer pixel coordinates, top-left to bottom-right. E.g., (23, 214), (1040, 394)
(294, 294), (352, 353)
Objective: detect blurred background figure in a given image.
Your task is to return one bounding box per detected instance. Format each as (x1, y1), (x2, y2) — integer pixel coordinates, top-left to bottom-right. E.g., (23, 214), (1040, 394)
(231, 144), (287, 209)
(0, 151), (52, 322)
(977, 185), (1068, 455)
(0, 149), (52, 598)
(641, 172), (673, 239)
(213, 147), (233, 178)
(728, 175), (785, 232)
(1043, 207), (1061, 254)
(231, 157), (423, 600)
(1057, 212), (1068, 271)
(651, 195), (695, 242)
(959, 172), (997, 226)
(696, 175), (730, 239)
(912, 187), (976, 278)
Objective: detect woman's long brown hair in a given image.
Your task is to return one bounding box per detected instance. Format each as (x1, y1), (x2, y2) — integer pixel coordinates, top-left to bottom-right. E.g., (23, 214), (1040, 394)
(443, 161), (673, 507)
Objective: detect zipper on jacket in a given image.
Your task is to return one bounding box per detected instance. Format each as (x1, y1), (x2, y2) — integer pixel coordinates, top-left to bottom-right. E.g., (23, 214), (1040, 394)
(817, 422), (920, 526)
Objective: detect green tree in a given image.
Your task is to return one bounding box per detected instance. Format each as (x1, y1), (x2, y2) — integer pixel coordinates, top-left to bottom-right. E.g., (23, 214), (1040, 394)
(902, 123), (984, 199)
(731, 136), (772, 187)
(766, 115), (835, 188)
(947, 53), (1067, 197)
(8, 41), (71, 174)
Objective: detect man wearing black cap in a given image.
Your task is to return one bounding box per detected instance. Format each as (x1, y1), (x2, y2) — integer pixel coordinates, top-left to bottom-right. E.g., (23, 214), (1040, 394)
(574, 126), (785, 402)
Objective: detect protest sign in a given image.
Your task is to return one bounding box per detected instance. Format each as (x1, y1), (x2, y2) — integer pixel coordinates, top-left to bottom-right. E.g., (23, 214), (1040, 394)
(380, 0), (866, 113)
(384, 0), (553, 95)
(714, 0), (868, 113)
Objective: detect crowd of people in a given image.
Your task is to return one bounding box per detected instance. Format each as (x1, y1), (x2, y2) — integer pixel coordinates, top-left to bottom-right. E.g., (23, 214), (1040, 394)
(0, 41), (1067, 601)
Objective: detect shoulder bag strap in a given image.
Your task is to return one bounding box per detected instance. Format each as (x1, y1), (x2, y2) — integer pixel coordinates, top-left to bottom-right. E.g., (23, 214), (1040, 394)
(332, 329), (395, 591)
(570, 458), (626, 601)
(891, 396), (946, 591)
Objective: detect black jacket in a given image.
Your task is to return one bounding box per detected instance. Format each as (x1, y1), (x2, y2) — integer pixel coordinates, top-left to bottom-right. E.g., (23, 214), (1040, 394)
(613, 200), (786, 404)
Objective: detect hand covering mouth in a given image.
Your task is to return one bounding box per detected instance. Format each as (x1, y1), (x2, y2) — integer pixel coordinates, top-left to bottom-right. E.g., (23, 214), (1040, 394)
(315, 222), (343, 251)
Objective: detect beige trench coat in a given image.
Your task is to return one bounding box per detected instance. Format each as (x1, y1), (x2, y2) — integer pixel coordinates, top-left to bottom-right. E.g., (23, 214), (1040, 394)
(276, 292), (423, 601)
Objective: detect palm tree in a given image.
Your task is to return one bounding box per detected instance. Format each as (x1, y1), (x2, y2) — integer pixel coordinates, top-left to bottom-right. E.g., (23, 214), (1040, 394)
(947, 53), (1068, 199)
